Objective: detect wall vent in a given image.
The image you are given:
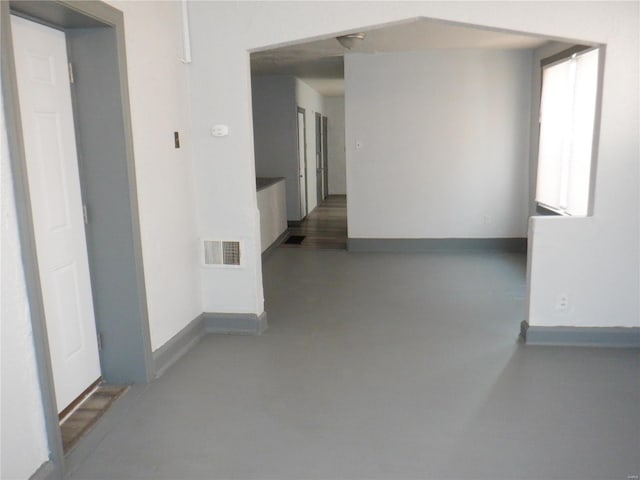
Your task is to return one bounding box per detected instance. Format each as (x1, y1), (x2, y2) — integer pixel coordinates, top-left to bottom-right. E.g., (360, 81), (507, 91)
(203, 240), (241, 266)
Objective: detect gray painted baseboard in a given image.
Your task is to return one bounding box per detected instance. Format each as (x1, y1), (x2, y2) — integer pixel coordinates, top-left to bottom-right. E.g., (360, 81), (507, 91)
(29, 460), (59, 480)
(152, 312), (268, 377)
(204, 312), (268, 335)
(348, 237), (527, 253)
(153, 314), (206, 378)
(521, 321), (640, 348)
(262, 229), (289, 260)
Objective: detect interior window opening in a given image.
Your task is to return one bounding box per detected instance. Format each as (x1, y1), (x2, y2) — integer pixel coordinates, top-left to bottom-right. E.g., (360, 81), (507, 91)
(535, 47), (601, 217)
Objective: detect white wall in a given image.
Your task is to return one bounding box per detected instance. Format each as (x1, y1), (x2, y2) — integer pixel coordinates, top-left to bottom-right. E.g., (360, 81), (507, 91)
(108, 1), (201, 349)
(188, 1), (639, 328)
(345, 49), (532, 238)
(1, 92), (49, 480)
(526, 5), (639, 328)
(188, 2), (264, 315)
(324, 96), (347, 195)
(251, 75), (300, 220)
(527, 216), (632, 327)
(257, 180), (287, 252)
(295, 78), (325, 214)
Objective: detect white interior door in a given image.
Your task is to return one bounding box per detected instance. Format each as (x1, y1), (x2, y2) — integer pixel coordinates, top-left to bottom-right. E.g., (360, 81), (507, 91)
(297, 109), (307, 218)
(11, 15), (101, 413)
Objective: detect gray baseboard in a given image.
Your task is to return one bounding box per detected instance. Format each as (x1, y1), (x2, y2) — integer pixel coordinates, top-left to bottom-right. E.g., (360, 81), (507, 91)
(153, 311), (268, 377)
(204, 312), (268, 335)
(29, 460), (59, 480)
(521, 321), (640, 348)
(347, 237), (527, 253)
(153, 314), (206, 378)
(262, 229), (289, 260)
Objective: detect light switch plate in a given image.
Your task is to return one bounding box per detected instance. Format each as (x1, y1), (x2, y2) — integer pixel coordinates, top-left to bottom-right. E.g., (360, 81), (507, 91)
(211, 125), (229, 137)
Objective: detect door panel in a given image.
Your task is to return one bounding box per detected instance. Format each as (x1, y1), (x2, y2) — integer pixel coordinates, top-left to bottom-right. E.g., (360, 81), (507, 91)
(33, 112), (71, 229)
(12, 15), (101, 413)
(52, 263), (84, 356)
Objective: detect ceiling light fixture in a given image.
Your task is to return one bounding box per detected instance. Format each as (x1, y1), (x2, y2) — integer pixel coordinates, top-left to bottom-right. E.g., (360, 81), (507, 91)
(336, 32), (366, 50)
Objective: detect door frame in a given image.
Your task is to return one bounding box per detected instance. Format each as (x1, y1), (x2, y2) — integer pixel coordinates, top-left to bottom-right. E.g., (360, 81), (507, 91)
(11, 13), (104, 414)
(315, 111), (323, 206)
(322, 115), (328, 199)
(1, 1), (153, 476)
(296, 106), (308, 219)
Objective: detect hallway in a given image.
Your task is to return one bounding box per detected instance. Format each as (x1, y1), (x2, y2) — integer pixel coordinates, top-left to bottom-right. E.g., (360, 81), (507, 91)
(283, 195), (347, 250)
(67, 245), (640, 479)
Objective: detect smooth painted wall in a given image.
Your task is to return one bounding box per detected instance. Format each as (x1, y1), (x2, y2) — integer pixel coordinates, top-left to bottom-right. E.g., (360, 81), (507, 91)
(188, 3), (265, 314)
(324, 96), (347, 195)
(527, 21), (639, 328)
(257, 180), (287, 252)
(251, 75), (300, 220)
(187, 1), (638, 329)
(345, 49), (532, 238)
(1, 89), (49, 480)
(108, 1), (201, 349)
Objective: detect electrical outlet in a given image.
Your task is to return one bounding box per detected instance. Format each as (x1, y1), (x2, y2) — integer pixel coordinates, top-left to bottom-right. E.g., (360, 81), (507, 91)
(555, 293), (569, 312)
(483, 215), (491, 225)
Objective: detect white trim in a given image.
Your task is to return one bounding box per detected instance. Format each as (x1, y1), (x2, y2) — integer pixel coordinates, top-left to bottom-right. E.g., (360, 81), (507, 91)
(179, 0), (191, 64)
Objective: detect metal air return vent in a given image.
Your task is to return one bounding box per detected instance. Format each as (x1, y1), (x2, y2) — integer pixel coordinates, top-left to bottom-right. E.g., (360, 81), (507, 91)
(202, 240), (241, 267)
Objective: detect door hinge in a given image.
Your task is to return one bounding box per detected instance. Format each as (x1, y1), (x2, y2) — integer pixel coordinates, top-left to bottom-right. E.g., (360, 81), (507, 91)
(82, 204), (88, 224)
(97, 332), (103, 351)
(68, 62), (74, 84)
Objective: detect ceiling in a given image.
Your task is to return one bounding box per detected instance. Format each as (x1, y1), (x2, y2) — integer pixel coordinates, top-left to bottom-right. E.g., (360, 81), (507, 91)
(251, 18), (549, 96)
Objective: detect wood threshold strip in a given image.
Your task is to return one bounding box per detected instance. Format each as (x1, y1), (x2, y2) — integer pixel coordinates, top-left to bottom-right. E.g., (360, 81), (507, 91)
(58, 377), (102, 421)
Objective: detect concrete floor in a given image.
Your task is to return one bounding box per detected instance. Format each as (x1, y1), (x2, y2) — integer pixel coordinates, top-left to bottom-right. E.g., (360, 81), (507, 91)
(70, 249), (640, 479)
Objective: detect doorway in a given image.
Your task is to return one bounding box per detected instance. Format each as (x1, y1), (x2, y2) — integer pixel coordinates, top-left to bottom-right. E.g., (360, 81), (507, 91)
(315, 112), (324, 205)
(322, 115), (329, 199)
(11, 14), (102, 415)
(297, 106), (308, 219)
(2, 0), (153, 472)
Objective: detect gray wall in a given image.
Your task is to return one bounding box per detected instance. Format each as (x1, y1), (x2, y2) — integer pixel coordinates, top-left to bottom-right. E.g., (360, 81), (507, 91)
(324, 96), (346, 195)
(251, 75), (299, 220)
